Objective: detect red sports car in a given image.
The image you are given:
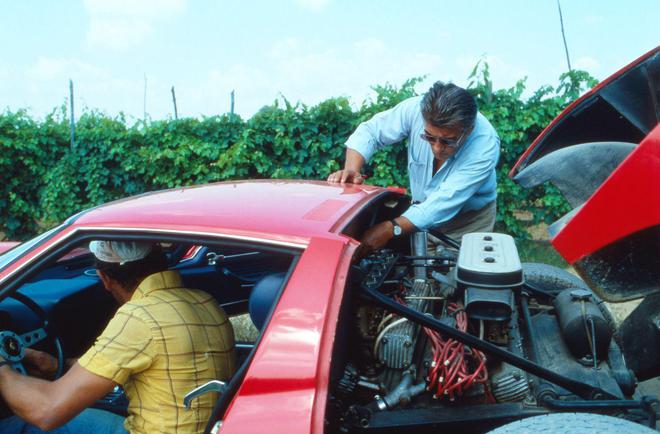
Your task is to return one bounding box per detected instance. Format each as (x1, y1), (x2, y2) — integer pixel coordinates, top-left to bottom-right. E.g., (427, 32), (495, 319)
(0, 47), (658, 433)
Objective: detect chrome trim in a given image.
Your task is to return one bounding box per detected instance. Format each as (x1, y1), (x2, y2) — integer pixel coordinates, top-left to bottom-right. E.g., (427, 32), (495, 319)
(0, 226), (306, 287)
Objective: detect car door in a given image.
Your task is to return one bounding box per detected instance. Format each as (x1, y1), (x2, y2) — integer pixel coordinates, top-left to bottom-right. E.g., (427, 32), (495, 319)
(210, 236), (356, 434)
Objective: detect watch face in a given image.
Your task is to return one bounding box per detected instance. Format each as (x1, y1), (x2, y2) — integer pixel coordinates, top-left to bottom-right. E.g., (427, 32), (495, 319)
(393, 225), (402, 236)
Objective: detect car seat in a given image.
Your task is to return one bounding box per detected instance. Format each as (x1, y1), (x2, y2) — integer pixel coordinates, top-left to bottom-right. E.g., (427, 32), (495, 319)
(248, 272), (286, 330)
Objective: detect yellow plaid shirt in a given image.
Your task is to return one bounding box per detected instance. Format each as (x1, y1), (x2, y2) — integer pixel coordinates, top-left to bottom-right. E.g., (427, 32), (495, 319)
(79, 270), (236, 433)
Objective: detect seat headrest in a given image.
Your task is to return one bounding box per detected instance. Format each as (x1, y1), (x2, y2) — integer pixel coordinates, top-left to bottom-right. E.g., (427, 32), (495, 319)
(248, 273), (286, 331)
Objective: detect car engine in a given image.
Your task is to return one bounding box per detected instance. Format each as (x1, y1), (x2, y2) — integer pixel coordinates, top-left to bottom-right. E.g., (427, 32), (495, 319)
(329, 232), (644, 433)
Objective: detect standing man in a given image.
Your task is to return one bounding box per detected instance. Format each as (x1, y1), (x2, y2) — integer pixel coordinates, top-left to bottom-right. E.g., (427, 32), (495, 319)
(327, 81), (500, 253)
(0, 241), (236, 433)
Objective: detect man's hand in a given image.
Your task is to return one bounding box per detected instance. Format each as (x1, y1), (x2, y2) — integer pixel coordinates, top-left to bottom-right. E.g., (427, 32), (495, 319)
(327, 148), (366, 184)
(327, 169), (365, 184)
(355, 217), (417, 258)
(23, 348), (59, 380)
(356, 221), (394, 258)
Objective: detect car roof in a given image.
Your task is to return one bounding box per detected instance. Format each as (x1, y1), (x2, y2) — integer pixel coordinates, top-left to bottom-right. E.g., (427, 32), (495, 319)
(71, 180), (394, 243)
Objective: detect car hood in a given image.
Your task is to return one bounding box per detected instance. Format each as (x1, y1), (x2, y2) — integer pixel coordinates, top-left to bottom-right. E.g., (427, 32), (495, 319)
(511, 46), (659, 177)
(510, 46), (660, 302)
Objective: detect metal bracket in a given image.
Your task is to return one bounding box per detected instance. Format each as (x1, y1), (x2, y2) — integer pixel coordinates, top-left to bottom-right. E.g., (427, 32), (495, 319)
(184, 380), (226, 410)
(210, 420), (223, 434)
(206, 252), (222, 266)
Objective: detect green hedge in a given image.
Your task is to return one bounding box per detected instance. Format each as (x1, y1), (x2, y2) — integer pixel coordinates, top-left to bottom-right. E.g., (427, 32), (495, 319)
(0, 66), (597, 241)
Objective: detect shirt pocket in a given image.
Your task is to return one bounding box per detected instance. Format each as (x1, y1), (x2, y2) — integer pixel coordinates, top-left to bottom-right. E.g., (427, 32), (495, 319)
(407, 161), (428, 203)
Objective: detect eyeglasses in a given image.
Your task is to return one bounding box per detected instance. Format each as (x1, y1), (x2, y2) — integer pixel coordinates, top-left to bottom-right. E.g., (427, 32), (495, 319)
(419, 130), (465, 149)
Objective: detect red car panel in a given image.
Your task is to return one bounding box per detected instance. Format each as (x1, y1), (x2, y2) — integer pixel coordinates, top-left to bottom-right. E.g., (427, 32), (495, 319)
(552, 124), (660, 263)
(74, 180), (390, 242)
(511, 46), (659, 177)
(222, 237), (352, 433)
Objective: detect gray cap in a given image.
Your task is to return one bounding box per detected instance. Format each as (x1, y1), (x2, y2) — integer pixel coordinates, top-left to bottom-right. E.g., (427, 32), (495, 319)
(89, 241), (153, 265)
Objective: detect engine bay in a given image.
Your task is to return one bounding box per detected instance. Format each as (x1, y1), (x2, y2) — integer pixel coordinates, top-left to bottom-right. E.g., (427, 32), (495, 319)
(328, 231), (651, 433)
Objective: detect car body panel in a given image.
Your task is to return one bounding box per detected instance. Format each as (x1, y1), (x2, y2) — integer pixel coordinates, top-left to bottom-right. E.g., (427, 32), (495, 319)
(221, 236), (352, 433)
(73, 180), (391, 243)
(0, 180), (402, 286)
(551, 125), (660, 264)
(0, 181), (384, 433)
(511, 47), (660, 301)
(511, 46), (659, 177)
(512, 141), (636, 209)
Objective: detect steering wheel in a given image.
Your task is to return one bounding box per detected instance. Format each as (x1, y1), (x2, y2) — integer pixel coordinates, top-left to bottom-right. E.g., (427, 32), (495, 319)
(0, 291), (64, 378)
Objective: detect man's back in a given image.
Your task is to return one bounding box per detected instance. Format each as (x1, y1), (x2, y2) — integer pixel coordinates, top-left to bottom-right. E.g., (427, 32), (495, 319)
(79, 270), (236, 433)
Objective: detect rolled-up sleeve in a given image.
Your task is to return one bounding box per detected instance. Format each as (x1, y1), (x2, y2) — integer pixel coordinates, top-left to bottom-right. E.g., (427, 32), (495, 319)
(402, 131), (500, 230)
(78, 308), (154, 385)
(345, 96), (421, 161)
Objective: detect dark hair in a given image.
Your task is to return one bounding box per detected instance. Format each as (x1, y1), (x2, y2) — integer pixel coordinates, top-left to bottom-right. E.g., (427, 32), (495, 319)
(95, 245), (168, 291)
(421, 82), (477, 132)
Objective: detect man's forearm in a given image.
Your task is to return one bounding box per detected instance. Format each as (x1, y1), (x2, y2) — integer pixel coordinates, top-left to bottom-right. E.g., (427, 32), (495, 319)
(344, 148), (366, 172)
(0, 366), (57, 429)
(0, 362), (117, 431)
(393, 216), (417, 234)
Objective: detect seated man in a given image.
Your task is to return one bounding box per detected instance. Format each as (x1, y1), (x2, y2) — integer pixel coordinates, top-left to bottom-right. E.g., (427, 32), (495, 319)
(0, 241), (236, 433)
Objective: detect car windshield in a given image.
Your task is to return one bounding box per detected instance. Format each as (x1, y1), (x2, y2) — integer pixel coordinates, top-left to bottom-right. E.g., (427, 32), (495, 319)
(0, 225), (65, 273)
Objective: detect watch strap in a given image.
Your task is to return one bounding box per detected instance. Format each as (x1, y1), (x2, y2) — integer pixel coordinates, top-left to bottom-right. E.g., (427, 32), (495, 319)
(390, 219), (402, 237)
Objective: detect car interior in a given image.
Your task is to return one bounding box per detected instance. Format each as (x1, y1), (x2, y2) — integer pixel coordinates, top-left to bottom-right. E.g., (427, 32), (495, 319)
(0, 235), (300, 419)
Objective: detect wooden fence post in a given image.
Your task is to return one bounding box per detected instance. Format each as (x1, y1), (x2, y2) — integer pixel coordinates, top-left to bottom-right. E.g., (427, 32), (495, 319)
(69, 79), (75, 150)
(171, 86), (179, 119)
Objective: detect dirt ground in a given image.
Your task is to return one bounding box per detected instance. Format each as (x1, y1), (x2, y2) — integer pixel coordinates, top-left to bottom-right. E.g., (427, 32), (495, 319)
(605, 300), (641, 324)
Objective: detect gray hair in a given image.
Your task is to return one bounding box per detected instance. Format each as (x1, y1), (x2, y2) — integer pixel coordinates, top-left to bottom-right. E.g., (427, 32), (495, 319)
(421, 82), (477, 132)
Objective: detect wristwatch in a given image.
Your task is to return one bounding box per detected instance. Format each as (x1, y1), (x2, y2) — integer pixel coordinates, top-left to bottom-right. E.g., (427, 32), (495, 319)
(390, 219), (403, 237)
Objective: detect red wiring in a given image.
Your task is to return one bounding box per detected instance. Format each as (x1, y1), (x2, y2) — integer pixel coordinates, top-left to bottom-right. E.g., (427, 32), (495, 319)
(423, 303), (492, 402)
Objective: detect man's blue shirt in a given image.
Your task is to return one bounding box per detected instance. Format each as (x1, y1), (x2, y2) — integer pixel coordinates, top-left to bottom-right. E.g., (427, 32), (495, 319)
(345, 95), (500, 230)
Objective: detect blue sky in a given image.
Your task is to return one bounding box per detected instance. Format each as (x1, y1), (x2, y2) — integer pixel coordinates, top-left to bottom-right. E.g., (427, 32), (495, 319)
(1, 0), (658, 121)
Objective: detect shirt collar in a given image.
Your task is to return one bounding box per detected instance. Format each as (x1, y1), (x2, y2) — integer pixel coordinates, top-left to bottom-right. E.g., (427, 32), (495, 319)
(130, 270), (183, 301)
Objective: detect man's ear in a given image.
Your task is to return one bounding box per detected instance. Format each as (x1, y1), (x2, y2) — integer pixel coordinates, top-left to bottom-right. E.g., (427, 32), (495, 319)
(96, 270), (113, 288)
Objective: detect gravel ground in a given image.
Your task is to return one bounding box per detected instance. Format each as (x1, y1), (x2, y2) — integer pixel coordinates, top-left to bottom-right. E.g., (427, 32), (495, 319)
(230, 314), (259, 342)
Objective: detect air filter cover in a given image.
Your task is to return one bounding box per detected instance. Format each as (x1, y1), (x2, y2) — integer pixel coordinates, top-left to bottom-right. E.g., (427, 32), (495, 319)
(455, 233), (523, 289)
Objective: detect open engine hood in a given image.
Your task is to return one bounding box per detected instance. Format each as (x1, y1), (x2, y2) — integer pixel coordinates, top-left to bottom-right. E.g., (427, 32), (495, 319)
(511, 46), (659, 176)
(510, 47), (660, 302)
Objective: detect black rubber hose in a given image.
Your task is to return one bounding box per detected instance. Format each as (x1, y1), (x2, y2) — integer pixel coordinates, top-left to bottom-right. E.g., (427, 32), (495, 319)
(521, 281), (557, 300)
(426, 228), (461, 250)
(520, 292), (560, 402)
(519, 293), (541, 363)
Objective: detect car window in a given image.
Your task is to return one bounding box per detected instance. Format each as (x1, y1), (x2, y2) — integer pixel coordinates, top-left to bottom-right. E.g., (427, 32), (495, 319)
(0, 224), (66, 273)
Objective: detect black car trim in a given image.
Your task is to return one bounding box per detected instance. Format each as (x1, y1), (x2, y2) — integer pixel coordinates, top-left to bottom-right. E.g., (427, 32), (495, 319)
(0, 227), (305, 296)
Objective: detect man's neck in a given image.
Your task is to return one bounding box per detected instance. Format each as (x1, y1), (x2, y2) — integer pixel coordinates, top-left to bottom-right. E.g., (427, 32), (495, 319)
(433, 158), (446, 174)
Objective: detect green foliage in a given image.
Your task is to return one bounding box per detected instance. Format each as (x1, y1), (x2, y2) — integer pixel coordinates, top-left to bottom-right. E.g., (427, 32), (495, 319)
(0, 66), (597, 241)
(0, 108), (68, 237)
(467, 60), (595, 237)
